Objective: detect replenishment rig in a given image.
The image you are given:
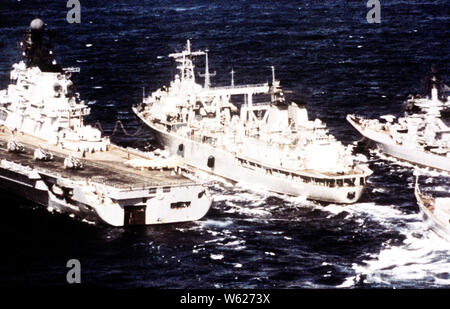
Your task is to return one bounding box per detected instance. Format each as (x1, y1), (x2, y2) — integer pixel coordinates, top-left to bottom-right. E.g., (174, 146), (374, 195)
(134, 40), (372, 204)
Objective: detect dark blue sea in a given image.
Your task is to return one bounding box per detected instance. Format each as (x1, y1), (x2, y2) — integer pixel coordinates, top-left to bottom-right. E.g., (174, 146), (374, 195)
(0, 0), (449, 288)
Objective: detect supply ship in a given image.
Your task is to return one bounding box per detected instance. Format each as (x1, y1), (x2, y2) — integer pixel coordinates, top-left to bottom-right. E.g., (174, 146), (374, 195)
(134, 40), (372, 204)
(0, 20), (212, 226)
(347, 77), (450, 172)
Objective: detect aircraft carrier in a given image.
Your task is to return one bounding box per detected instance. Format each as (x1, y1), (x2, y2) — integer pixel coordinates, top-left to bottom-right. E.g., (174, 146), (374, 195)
(0, 19), (212, 226)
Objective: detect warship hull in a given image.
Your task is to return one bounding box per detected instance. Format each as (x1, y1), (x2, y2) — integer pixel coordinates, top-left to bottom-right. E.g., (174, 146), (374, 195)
(347, 115), (450, 172)
(419, 204), (450, 241)
(0, 165), (49, 206)
(0, 129), (212, 226)
(415, 186), (450, 241)
(136, 112), (365, 204)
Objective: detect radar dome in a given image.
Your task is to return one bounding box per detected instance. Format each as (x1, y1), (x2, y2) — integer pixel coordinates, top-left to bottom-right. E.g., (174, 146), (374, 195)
(30, 18), (44, 31)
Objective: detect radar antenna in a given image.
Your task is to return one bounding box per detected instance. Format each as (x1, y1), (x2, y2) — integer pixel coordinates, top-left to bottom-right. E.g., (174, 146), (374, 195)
(168, 40), (205, 83)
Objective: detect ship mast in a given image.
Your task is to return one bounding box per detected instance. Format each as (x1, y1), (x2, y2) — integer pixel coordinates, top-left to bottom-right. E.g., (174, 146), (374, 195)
(230, 69), (235, 87)
(169, 40), (205, 83)
(431, 75), (438, 101)
(271, 66), (276, 84)
(198, 50), (216, 89)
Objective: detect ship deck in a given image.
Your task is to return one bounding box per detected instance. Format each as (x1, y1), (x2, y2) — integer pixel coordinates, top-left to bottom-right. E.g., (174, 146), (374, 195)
(0, 128), (195, 189)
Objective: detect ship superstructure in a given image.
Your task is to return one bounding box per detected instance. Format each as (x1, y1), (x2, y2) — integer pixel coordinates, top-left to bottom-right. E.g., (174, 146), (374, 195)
(134, 40), (372, 204)
(0, 21), (212, 226)
(347, 78), (450, 172)
(0, 61), (109, 153)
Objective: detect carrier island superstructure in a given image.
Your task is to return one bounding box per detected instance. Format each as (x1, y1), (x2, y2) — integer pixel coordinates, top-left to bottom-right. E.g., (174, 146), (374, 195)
(134, 40), (372, 204)
(347, 78), (450, 172)
(0, 20), (212, 226)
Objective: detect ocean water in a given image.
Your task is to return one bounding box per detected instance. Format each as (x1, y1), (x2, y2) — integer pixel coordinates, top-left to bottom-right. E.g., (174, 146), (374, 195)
(0, 0), (449, 288)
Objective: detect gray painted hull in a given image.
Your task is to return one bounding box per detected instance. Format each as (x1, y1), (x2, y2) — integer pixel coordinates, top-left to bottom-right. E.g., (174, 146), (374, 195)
(415, 186), (450, 242)
(137, 114), (365, 204)
(419, 204), (450, 242)
(348, 115), (450, 172)
(0, 156), (212, 227)
(0, 164), (102, 224)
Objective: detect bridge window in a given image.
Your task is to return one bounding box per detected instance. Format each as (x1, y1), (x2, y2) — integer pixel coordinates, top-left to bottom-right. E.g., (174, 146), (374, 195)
(344, 178), (356, 187)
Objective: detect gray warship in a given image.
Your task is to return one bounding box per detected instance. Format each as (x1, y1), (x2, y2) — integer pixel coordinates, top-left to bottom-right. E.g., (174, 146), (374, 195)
(0, 20), (212, 226)
(134, 40), (372, 204)
(415, 177), (450, 241)
(347, 78), (450, 172)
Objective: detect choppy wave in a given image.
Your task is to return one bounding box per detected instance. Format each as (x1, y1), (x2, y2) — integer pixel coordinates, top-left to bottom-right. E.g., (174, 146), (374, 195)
(353, 218), (450, 287)
(188, 154), (450, 288)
